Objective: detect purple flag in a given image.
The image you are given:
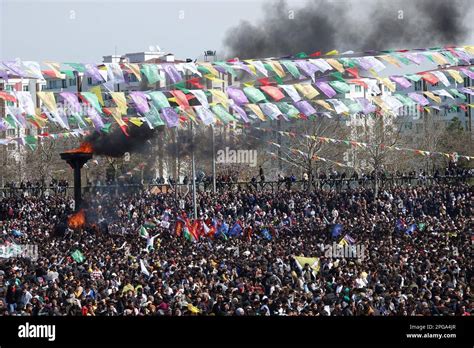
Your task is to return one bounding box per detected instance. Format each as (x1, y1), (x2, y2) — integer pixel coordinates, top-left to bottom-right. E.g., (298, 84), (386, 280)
(404, 53), (422, 65)
(295, 61), (319, 77)
(87, 107), (105, 130)
(389, 76), (412, 89)
(453, 49), (472, 64)
(2, 60), (25, 77)
(316, 81), (337, 98)
(458, 87), (474, 95)
(230, 104), (250, 123)
(162, 64), (183, 84)
(294, 100), (316, 116)
(130, 91), (150, 114)
(85, 63), (104, 82)
(60, 92), (81, 114)
(408, 93), (429, 106)
(355, 57), (373, 70)
(355, 97), (376, 114)
(0, 118), (7, 131)
(460, 68), (474, 80)
(0, 70), (9, 81)
(161, 107), (179, 127)
(233, 61), (254, 76)
(226, 87), (249, 105)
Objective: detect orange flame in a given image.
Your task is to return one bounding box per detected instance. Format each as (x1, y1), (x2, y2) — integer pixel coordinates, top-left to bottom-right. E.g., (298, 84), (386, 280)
(65, 142), (94, 154)
(68, 209), (86, 229)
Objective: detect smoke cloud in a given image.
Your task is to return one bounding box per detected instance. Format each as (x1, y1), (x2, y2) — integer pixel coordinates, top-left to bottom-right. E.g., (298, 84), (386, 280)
(86, 125), (161, 157)
(224, 0), (472, 59)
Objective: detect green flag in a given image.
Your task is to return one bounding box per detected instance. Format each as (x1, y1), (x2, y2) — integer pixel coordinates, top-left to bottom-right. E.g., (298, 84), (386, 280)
(280, 60), (300, 79)
(148, 91), (170, 110)
(211, 104), (236, 124)
(24, 135), (37, 151)
(143, 105), (165, 128)
(139, 225), (149, 239)
(329, 81), (351, 94)
(243, 87), (267, 103)
(71, 250), (85, 263)
(141, 64), (162, 84)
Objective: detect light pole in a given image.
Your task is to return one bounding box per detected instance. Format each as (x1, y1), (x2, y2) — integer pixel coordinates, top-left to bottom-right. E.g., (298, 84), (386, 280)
(211, 124), (216, 193)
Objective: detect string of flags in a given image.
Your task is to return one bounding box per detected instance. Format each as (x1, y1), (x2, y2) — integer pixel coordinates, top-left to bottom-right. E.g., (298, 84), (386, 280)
(1, 46), (473, 84)
(0, 69), (473, 144)
(251, 126), (474, 161)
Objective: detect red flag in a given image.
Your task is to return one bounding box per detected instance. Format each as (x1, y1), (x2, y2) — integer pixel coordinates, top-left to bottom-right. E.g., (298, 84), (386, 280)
(0, 91), (17, 103)
(189, 220), (200, 241)
(260, 85), (285, 101)
(419, 72), (439, 85)
(188, 77), (204, 89)
(170, 90), (189, 107)
(346, 67), (360, 79)
(258, 77), (271, 86)
(309, 51), (321, 57)
(175, 221), (183, 237)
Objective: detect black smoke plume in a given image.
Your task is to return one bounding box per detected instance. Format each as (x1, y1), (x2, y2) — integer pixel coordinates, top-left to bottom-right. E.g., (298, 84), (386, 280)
(86, 125), (162, 157)
(224, 0), (472, 59)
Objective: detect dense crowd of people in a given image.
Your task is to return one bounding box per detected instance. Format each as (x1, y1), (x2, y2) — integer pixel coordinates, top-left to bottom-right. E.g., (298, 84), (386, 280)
(0, 176), (471, 316)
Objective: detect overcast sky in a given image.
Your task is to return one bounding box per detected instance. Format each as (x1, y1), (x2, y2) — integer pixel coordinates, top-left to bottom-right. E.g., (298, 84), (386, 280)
(0, 0), (308, 62)
(1, 0), (473, 63)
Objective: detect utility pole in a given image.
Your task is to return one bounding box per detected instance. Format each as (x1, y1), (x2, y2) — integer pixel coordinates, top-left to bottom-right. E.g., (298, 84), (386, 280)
(191, 122), (197, 218)
(211, 124), (216, 193)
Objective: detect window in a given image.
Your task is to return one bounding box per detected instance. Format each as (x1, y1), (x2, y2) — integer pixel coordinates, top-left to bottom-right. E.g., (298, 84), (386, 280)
(22, 85), (29, 91)
(87, 77), (93, 85)
(355, 85), (362, 92)
(62, 80), (67, 88)
(414, 81), (422, 91)
(69, 78), (76, 86)
(7, 129), (15, 136)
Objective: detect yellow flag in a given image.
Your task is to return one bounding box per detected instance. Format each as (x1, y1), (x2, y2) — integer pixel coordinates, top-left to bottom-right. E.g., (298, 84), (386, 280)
(380, 77), (396, 92)
(109, 107), (127, 127)
(446, 70), (464, 83)
(243, 82), (255, 87)
(246, 104), (266, 121)
(325, 50), (339, 56)
(463, 46), (474, 55)
(379, 55), (401, 68)
(110, 92), (128, 115)
(423, 91), (441, 104)
(326, 59), (344, 73)
(204, 74), (225, 83)
(294, 84), (319, 99)
(431, 52), (449, 66)
(268, 61), (286, 78)
(123, 63), (142, 81)
(31, 109), (48, 128)
(293, 256), (320, 273)
(37, 92), (58, 114)
(424, 107), (431, 113)
(129, 117), (144, 127)
(89, 85), (104, 106)
(209, 90), (229, 106)
(368, 69), (380, 78)
(315, 100), (333, 111)
(200, 62), (219, 76)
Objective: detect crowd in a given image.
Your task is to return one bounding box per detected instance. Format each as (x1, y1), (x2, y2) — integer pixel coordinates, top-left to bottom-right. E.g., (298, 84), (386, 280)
(0, 178), (471, 316)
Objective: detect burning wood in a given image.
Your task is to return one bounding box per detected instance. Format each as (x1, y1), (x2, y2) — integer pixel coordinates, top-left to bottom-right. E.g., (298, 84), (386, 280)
(64, 142), (94, 154)
(68, 209), (86, 229)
